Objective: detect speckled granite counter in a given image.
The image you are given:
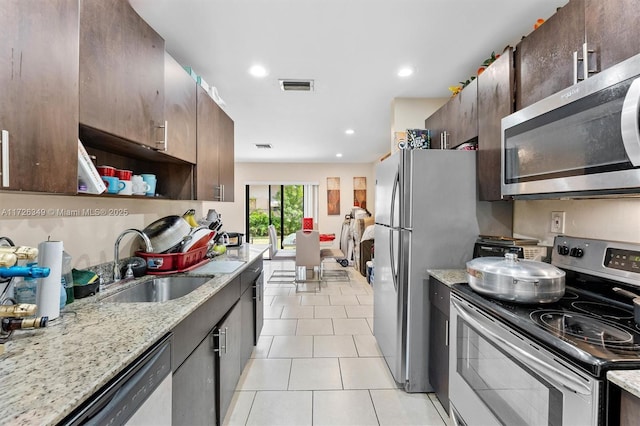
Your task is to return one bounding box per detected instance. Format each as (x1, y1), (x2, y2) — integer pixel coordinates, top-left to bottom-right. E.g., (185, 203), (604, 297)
(0, 245), (266, 425)
(427, 269), (468, 287)
(608, 370), (640, 398)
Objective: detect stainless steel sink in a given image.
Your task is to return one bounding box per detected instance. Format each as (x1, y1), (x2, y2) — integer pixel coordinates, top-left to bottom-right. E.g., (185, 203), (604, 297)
(101, 276), (212, 303)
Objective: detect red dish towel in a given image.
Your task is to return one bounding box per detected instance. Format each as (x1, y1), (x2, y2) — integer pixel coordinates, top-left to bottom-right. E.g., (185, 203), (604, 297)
(319, 234), (336, 242)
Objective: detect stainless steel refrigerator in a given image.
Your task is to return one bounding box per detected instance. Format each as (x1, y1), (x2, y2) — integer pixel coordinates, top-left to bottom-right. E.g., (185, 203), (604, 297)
(373, 149), (481, 393)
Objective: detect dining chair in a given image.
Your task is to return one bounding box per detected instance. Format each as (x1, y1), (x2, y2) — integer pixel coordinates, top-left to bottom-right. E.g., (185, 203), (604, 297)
(294, 230), (321, 292)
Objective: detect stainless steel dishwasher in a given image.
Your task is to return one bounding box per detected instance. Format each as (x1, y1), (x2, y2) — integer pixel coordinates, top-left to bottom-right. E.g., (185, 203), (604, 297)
(61, 333), (172, 426)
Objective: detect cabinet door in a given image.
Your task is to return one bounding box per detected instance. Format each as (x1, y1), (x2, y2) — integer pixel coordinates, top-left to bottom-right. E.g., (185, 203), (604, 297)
(240, 286), (254, 369)
(254, 272), (264, 344)
(447, 78), (478, 148)
(515, 0), (585, 109)
(163, 52), (197, 164)
(477, 48), (514, 201)
(0, 0), (78, 193)
(196, 85), (221, 200)
(216, 301), (242, 425)
(172, 332), (216, 425)
(217, 107), (235, 202)
(424, 105), (446, 150)
(585, 0), (640, 73)
(80, 0), (164, 149)
(428, 277), (450, 414)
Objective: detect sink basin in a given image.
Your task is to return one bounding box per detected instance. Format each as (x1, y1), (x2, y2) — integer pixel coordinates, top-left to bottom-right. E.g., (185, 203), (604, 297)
(101, 276), (212, 303)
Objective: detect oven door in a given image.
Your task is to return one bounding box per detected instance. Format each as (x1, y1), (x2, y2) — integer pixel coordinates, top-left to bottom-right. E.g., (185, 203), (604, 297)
(501, 51), (640, 198)
(449, 294), (600, 426)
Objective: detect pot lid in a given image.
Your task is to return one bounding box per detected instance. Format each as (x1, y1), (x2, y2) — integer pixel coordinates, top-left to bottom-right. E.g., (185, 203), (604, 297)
(467, 253), (565, 280)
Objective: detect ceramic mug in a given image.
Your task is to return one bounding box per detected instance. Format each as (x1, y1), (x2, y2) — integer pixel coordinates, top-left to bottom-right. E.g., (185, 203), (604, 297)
(141, 174), (156, 197)
(131, 175), (150, 195)
(102, 176), (125, 194)
(96, 165), (115, 177)
(118, 180), (133, 196)
(115, 169), (132, 181)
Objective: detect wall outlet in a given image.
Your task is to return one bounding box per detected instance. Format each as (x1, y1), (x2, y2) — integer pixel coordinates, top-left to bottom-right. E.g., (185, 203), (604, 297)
(551, 211), (566, 233)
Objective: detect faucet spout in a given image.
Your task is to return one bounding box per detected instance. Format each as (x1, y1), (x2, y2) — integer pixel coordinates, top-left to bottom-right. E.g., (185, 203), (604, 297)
(113, 229), (153, 282)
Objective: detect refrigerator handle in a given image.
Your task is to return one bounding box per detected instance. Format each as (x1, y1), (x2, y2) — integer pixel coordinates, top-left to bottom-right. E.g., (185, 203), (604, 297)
(390, 228), (398, 292)
(390, 167), (400, 228)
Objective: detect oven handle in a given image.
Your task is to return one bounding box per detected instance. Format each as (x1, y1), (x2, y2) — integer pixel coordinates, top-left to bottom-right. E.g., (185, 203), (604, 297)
(452, 298), (592, 396)
(621, 77), (640, 167)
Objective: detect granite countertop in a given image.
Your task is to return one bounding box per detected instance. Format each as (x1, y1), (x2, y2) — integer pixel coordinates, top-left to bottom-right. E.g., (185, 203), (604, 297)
(608, 370), (640, 399)
(427, 269), (468, 287)
(0, 245), (266, 425)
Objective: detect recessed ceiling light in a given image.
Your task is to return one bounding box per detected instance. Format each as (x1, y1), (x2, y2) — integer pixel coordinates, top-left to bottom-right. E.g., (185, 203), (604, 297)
(336, 153), (343, 158)
(397, 67), (414, 77)
(345, 129), (355, 135)
(249, 65), (268, 78)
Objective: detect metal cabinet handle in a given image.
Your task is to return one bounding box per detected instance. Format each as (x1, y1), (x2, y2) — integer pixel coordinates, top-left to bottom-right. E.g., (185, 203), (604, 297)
(213, 326), (228, 357)
(1, 130), (8, 188)
(574, 43), (598, 85)
(156, 120), (168, 151)
(214, 185), (224, 201)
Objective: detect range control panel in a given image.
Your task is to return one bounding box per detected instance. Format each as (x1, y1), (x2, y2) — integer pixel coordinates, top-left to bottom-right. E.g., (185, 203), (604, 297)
(605, 248), (640, 273)
(553, 236), (640, 286)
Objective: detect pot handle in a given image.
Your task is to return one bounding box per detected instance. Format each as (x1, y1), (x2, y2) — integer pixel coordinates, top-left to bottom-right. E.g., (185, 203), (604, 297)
(513, 278), (540, 286)
(613, 287), (640, 300)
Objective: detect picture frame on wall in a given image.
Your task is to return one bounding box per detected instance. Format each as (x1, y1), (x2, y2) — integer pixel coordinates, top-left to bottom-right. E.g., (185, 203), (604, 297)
(354, 177), (366, 209)
(327, 177), (340, 215)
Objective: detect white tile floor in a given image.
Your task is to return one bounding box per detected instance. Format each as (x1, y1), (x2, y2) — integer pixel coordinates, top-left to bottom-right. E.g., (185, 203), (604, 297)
(223, 260), (450, 426)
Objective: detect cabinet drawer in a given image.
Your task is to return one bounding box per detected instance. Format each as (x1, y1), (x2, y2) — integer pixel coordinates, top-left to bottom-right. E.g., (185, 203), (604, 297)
(171, 277), (240, 370)
(241, 258), (263, 294)
(429, 277), (450, 314)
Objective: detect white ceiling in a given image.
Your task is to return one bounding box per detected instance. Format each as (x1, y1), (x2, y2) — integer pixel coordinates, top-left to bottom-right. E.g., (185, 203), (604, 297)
(129, 0), (567, 164)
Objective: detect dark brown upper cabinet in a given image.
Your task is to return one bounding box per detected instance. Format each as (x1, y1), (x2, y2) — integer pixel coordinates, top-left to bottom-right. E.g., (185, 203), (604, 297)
(0, 0), (79, 194)
(516, 0), (640, 110)
(477, 47), (514, 201)
(163, 52), (197, 164)
(196, 86), (235, 202)
(79, 0), (165, 150)
(425, 78), (478, 150)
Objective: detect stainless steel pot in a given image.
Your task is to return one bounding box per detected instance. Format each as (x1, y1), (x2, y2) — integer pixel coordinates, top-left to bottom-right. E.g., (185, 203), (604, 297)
(142, 215), (192, 253)
(466, 253), (566, 303)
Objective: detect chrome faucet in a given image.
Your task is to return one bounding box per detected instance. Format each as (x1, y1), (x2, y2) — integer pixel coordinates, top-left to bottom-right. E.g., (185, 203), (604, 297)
(113, 229), (153, 282)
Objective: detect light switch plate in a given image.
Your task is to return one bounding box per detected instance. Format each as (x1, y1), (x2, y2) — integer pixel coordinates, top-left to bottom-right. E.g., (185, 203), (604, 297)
(551, 211), (565, 233)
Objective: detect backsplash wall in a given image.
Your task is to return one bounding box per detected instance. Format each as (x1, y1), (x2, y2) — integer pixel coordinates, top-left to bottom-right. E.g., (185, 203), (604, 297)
(0, 192), (199, 269)
(513, 198), (640, 246)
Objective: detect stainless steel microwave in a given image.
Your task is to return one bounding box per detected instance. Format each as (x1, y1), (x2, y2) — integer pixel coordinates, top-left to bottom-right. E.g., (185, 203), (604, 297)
(501, 52), (640, 199)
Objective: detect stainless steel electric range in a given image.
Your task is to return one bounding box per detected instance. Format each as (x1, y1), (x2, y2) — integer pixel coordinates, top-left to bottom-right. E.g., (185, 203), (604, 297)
(449, 236), (640, 426)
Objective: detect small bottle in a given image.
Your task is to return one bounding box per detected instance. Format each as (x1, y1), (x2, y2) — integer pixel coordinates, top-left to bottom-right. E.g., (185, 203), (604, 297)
(1, 316), (48, 332)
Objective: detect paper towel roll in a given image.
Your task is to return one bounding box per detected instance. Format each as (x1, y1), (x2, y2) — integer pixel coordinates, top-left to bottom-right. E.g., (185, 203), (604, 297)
(36, 240), (63, 320)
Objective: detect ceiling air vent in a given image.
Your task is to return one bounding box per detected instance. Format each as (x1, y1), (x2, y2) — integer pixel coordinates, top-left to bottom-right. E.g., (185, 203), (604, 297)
(255, 143), (272, 149)
(279, 79), (314, 92)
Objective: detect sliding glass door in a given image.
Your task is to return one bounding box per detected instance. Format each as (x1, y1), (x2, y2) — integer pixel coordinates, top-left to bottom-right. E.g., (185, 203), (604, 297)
(246, 184), (304, 248)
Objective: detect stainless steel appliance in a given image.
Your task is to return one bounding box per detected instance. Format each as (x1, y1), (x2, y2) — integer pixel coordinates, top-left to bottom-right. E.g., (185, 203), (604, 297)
(449, 236), (640, 425)
(374, 149), (480, 392)
(501, 51), (640, 199)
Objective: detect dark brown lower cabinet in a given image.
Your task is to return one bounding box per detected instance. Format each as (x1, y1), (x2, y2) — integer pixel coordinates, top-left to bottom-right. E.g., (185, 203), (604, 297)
(428, 276), (450, 414)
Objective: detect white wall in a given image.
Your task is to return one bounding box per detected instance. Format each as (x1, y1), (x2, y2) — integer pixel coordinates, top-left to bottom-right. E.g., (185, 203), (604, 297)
(513, 198), (640, 246)
(203, 162), (378, 246)
(391, 97), (448, 153)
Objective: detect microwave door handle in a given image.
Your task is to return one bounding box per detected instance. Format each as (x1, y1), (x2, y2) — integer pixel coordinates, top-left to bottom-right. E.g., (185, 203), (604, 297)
(620, 77), (640, 166)
(452, 298), (591, 396)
